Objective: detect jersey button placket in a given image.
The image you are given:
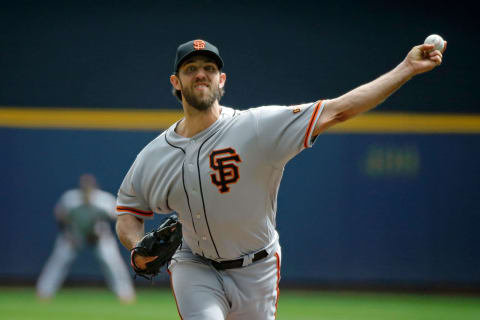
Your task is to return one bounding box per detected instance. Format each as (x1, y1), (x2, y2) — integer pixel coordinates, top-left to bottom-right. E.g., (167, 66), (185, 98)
(184, 139), (212, 256)
(184, 142), (200, 253)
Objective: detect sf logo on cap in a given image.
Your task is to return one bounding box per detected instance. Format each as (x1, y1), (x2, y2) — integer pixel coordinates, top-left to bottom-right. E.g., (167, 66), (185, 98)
(193, 40), (206, 50)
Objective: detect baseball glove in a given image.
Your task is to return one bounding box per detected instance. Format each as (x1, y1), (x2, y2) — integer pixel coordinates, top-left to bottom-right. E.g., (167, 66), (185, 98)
(130, 214), (182, 280)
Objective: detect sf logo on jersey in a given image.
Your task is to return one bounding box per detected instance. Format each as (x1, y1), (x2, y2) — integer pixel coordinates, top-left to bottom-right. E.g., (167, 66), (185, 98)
(209, 148), (242, 193)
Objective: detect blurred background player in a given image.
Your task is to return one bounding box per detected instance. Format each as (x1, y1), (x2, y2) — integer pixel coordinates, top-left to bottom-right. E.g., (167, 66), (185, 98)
(36, 173), (136, 304)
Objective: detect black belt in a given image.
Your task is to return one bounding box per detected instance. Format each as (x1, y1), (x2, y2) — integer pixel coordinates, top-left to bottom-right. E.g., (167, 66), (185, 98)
(210, 250), (269, 270)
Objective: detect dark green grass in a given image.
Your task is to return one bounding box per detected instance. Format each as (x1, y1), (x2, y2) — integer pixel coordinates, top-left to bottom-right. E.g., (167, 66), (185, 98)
(1, 286), (479, 320)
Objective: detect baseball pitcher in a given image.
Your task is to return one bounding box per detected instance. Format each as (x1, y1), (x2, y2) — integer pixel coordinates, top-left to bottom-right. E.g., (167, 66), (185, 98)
(116, 39), (446, 319)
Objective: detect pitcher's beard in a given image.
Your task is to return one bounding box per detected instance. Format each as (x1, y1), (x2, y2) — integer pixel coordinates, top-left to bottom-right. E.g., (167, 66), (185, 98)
(182, 85), (222, 111)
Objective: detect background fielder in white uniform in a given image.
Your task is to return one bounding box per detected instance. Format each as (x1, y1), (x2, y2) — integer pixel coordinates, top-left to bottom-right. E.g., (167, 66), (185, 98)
(37, 174), (136, 304)
(116, 39), (445, 319)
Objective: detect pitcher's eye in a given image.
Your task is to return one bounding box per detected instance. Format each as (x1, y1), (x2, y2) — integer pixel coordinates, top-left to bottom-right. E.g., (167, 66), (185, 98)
(185, 65), (196, 73)
(204, 63), (219, 72)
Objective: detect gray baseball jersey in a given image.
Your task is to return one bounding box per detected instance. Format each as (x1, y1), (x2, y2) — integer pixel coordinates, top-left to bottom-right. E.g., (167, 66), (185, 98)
(116, 101), (324, 260)
(37, 188), (135, 303)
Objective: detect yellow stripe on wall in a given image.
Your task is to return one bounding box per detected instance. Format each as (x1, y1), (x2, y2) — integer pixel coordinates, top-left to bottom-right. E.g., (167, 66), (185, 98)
(329, 112), (480, 134)
(1, 107), (480, 133)
(0, 107), (182, 131)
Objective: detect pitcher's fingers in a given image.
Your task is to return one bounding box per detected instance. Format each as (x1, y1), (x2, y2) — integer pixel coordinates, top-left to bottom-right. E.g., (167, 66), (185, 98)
(421, 43), (436, 52)
(430, 55), (442, 65)
(429, 50), (443, 59)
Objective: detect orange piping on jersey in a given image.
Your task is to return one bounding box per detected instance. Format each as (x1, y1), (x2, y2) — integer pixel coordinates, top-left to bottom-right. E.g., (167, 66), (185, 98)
(116, 206), (153, 217)
(274, 252), (281, 319)
(168, 269), (184, 320)
(303, 101), (322, 149)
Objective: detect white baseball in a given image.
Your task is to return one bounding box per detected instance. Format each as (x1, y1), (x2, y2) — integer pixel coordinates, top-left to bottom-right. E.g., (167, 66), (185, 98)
(424, 34), (445, 52)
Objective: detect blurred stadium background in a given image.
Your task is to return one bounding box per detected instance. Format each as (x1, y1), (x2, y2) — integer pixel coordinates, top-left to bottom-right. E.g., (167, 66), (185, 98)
(1, 0), (479, 318)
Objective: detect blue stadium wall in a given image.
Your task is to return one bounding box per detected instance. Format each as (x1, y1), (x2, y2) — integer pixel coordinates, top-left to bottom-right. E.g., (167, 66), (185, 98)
(2, 127), (479, 288)
(1, 1), (479, 289)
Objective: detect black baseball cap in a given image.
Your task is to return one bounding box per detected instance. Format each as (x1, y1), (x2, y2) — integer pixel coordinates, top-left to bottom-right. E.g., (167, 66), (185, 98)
(174, 39), (224, 73)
